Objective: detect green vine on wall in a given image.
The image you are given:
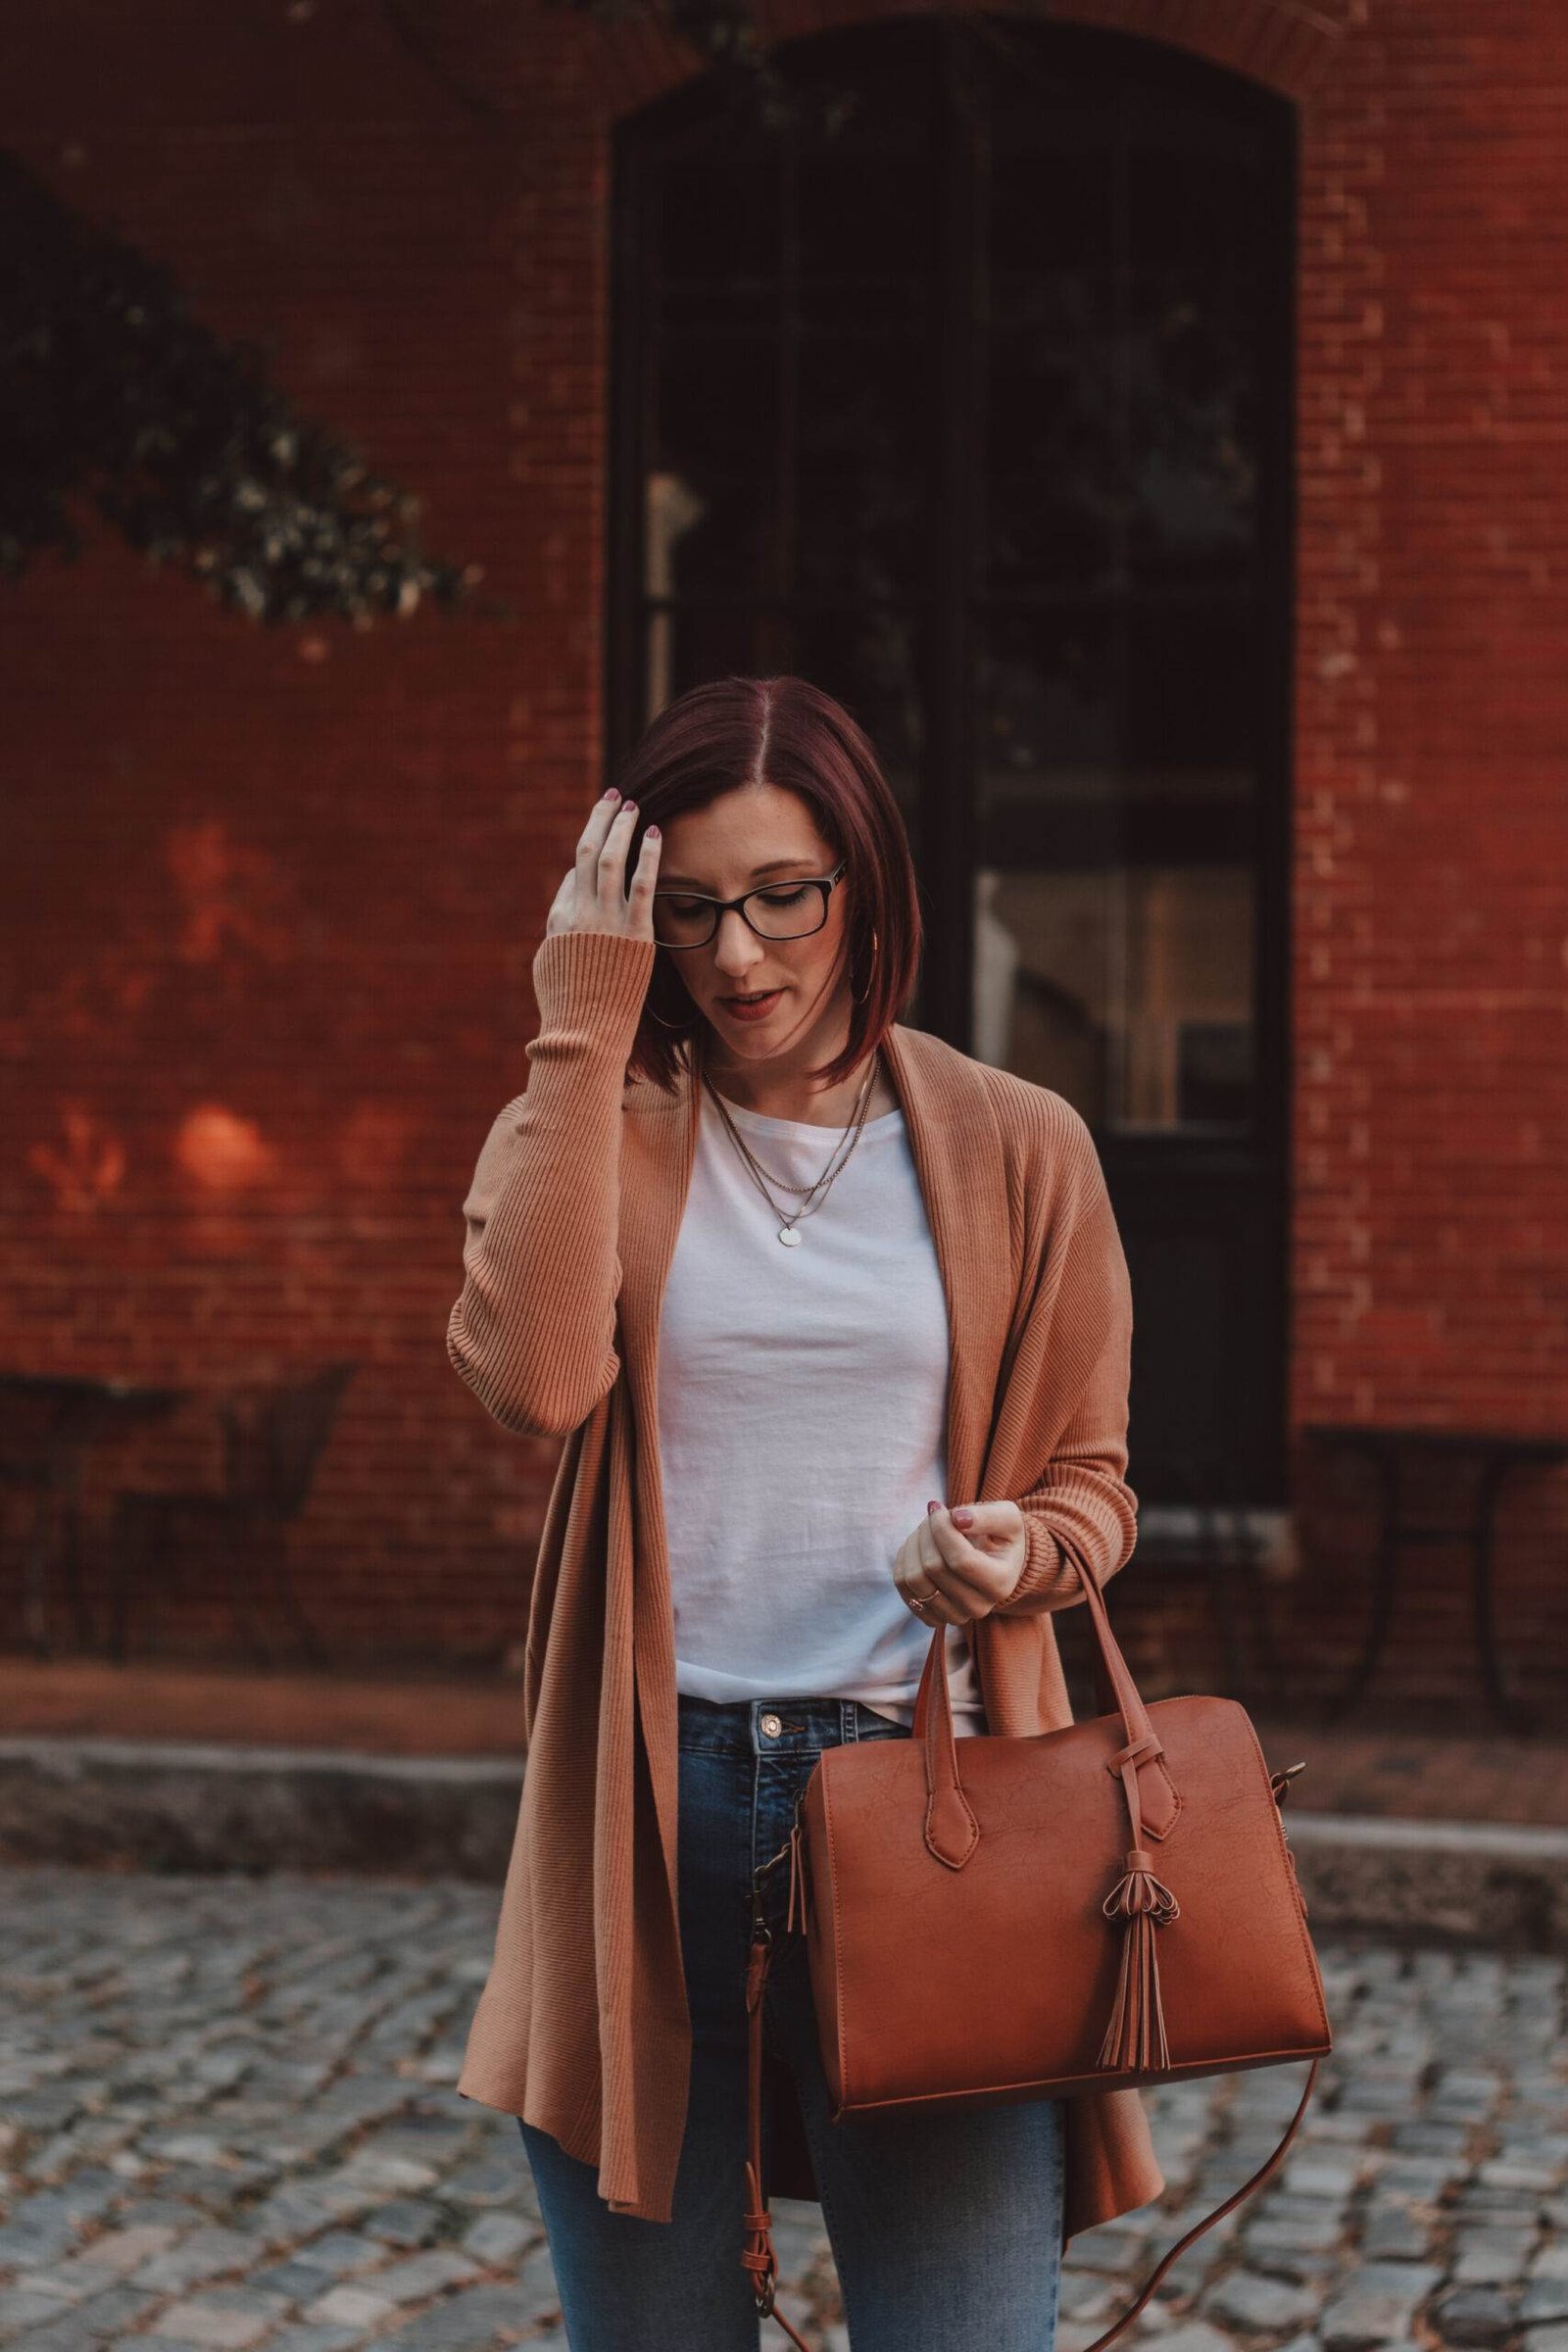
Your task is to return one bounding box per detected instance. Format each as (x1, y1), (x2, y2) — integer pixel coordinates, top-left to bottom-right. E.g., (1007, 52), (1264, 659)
(0, 151), (477, 623)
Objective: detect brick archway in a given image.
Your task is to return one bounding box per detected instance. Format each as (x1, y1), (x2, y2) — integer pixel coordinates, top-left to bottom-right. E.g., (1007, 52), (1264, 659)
(388, 0), (1350, 126)
(587, 0), (1351, 120)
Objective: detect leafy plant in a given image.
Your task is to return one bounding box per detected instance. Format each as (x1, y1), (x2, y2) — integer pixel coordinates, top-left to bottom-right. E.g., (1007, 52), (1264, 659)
(0, 150), (476, 622)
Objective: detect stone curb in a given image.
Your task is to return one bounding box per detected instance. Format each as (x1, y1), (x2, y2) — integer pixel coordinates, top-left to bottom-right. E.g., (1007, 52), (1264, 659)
(1, 1738), (1566, 1947)
(1282, 1807), (1568, 1951)
(0, 1737), (525, 1880)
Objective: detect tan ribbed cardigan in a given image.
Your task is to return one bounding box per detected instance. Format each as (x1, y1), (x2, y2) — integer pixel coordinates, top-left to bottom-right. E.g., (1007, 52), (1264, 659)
(447, 927), (1165, 2234)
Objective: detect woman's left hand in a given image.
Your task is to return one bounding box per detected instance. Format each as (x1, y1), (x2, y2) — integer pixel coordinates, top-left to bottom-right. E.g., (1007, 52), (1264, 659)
(893, 1499), (1027, 1624)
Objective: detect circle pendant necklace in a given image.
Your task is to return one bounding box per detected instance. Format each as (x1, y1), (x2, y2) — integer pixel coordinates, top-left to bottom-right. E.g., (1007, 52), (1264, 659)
(702, 1052), (883, 1248)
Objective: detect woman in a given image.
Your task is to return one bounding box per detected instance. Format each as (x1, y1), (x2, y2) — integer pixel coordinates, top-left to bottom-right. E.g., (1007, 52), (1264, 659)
(447, 676), (1163, 2350)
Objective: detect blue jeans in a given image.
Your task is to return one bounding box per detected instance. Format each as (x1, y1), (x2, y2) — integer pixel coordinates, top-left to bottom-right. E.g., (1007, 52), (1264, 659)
(519, 1691), (1064, 2350)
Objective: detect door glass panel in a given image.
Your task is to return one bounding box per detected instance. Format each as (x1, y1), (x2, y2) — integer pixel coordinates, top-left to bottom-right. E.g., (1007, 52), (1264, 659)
(986, 282), (1120, 593)
(989, 99), (1116, 278)
(1124, 602), (1256, 782)
(615, 22), (1291, 1501)
(621, 22), (1279, 1144)
(654, 153), (782, 328)
(643, 600), (785, 724)
(975, 595), (1258, 1134)
(971, 39), (1269, 1136)
(628, 24), (939, 808)
(790, 606), (926, 846)
(1122, 280), (1260, 591)
(974, 607), (1120, 1103)
(794, 331), (929, 600)
(795, 100), (935, 330)
(1124, 104), (1265, 276)
(648, 332), (779, 602)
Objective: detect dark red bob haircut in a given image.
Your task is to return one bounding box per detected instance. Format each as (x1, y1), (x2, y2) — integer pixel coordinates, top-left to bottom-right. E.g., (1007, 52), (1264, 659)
(612, 675), (923, 1096)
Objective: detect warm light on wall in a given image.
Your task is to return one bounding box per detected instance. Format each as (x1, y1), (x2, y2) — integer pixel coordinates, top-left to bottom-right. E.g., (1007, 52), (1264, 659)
(173, 1105), (278, 1192)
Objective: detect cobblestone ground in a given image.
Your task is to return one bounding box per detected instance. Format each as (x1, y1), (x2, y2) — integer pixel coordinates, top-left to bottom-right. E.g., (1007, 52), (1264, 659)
(1, 1866), (1564, 2352)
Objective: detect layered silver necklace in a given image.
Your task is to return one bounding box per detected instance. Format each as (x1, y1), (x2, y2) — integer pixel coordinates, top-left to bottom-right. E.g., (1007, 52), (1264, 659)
(701, 1053), (882, 1248)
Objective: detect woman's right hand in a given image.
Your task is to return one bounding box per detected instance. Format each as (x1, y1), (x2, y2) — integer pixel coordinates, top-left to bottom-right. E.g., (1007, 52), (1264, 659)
(544, 790), (662, 942)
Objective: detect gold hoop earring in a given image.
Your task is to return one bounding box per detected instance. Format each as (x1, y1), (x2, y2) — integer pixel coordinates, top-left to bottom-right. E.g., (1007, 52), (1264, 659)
(646, 1001), (697, 1030)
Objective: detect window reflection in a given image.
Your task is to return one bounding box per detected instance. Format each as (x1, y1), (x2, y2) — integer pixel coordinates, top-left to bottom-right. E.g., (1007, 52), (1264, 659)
(644, 471), (708, 719)
(973, 37), (1266, 1136)
(973, 864), (1253, 1130)
(976, 597), (1258, 1133)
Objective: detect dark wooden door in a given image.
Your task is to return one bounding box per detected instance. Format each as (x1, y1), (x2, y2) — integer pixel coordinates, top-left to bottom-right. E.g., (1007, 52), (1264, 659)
(610, 18), (1296, 1505)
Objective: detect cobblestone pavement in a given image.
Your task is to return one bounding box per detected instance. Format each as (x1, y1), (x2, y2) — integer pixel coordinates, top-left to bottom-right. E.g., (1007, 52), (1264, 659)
(1, 1866), (1563, 2352)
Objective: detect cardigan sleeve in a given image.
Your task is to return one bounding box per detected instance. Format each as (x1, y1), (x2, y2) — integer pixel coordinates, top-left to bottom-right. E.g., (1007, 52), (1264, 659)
(446, 927), (657, 1439)
(991, 1113), (1140, 1616)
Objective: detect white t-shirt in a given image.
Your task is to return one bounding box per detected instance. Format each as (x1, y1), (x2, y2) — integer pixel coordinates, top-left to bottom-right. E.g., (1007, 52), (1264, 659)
(656, 1080), (987, 1735)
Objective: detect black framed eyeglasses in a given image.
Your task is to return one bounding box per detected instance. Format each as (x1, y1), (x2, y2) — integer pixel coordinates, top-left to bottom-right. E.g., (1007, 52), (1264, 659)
(651, 858), (848, 951)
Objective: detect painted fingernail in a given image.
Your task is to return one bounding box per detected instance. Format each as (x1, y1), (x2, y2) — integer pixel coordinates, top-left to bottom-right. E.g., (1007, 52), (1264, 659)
(646, 825), (660, 839)
(603, 787), (619, 800)
(954, 1507), (974, 1527)
(927, 1499), (940, 1514)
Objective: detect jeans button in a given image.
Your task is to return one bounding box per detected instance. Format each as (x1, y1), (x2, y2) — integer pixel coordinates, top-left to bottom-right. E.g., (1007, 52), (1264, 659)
(760, 1711), (783, 1739)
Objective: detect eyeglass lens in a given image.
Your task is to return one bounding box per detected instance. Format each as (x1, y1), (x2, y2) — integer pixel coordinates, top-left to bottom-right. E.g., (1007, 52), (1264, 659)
(652, 882), (827, 949)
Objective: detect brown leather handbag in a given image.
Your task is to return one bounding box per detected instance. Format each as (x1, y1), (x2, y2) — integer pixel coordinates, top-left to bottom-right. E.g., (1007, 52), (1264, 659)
(741, 1540), (1333, 2351)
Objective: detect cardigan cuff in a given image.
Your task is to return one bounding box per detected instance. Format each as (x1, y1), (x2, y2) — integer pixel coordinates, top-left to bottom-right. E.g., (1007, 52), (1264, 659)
(531, 928), (658, 1052)
(998, 1511), (1066, 1610)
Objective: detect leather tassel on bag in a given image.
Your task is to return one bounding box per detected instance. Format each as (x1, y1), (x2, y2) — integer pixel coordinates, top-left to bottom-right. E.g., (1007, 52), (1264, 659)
(1097, 1845), (1179, 2071)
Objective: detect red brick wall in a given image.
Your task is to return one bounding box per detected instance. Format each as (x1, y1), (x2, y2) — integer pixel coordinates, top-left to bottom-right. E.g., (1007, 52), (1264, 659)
(0, 1), (563, 1664)
(2, 0), (1563, 1712)
(1288, 0), (1568, 1705)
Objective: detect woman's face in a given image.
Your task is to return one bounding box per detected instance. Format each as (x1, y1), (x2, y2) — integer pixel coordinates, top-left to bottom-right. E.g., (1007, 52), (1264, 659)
(653, 782), (853, 1063)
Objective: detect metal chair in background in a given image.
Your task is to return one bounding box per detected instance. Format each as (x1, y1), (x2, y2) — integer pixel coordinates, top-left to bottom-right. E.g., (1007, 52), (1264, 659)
(0, 1373), (191, 1654)
(107, 1359), (357, 1665)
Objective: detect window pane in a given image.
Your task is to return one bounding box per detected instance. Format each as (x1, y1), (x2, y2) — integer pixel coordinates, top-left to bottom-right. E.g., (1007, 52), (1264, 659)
(642, 600), (789, 719)
(621, 21), (1279, 1139)
(648, 332), (778, 600)
(1123, 277), (1260, 590)
(789, 605), (926, 843)
(1124, 601), (1256, 781)
(796, 129), (936, 330)
(974, 604), (1258, 1134)
(794, 331), (930, 599)
(973, 606), (1117, 1111)
(1124, 105), (1267, 276)
(973, 861), (1254, 1130)
(977, 606), (1119, 823)
(984, 84), (1118, 594)
(654, 154), (781, 330)
(988, 87), (1116, 278)
(986, 285), (1121, 593)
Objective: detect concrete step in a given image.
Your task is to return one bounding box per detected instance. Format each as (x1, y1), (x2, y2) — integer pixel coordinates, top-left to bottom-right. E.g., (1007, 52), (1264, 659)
(1284, 1807), (1568, 1951)
(0, 1735), (524, 1880)
(2, 1733), (1565, 1949)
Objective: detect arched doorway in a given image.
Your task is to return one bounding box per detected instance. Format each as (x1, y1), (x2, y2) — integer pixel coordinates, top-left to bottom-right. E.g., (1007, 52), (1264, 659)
(609, 16), (1296, 1507)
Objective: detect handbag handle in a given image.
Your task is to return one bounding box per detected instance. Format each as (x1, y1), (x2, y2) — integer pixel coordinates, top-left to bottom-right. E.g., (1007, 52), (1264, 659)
(912, 1532), (1178, 1867)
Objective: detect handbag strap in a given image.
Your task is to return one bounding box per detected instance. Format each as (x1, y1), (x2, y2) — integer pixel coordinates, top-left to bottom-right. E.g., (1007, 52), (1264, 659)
(742, 1923), (1320, 2352)
(743, 1918), (813, 2352)
(1076, 2055), (1320, 2352)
